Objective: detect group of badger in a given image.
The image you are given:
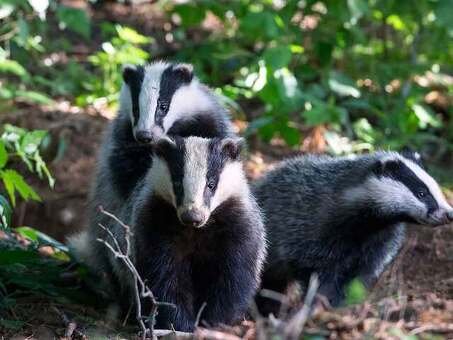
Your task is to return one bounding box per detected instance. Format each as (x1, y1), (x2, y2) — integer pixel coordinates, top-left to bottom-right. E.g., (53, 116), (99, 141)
(69, 61), (453, 332)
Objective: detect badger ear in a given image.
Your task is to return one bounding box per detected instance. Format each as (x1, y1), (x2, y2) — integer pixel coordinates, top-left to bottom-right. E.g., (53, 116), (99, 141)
(373, 158), (400, 176)
(221, 137), (244, 161)
(173, 63), (194, 83)
(122, 64), (144, 85)
(153, 136), (177, 156)
(401, 147), (423, 168)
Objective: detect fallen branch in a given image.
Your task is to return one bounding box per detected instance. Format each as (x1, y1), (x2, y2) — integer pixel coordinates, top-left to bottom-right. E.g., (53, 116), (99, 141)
(96, 206), (177, 340)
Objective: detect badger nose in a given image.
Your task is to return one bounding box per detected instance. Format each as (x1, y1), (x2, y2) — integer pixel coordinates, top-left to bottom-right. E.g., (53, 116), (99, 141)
(135, 131), (153, 144)
(180, 209), (205, 228)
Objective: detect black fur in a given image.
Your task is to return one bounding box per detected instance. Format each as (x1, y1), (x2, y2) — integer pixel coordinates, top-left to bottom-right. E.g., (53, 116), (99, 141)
(155, 65), (194, 127)
(167, 113), (232, 139)
(134, 197), (262, 331)
(123, 65), (145, 124)
(107, 115), (153, 198)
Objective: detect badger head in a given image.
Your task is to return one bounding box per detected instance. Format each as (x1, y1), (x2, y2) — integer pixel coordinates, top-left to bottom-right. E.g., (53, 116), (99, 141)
(147, 136), (246, 228)
(346, 152), (453, 226)
(120, 61), (214, 144)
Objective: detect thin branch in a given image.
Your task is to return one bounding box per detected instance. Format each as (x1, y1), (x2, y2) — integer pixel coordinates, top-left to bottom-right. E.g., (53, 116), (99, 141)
(284, 274), (319, 340)
(96, 207), (178, 339)
(195, 302), (207, 328)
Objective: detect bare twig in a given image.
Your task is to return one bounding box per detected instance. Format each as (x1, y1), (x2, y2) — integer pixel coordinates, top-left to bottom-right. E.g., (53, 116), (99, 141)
(284, 274), (319, 340)
(195, 302), (207, 328)
(96, 207), (178, 340)
(51, 306), (85, 339)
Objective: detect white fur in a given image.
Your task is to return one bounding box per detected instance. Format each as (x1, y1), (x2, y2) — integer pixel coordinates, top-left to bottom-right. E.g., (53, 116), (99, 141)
(67, 231), (92, 263)
(120, 61), (216, 139)
(136, 62), (168, 135)
(211, 161), (249, 211)
(119, 84), (133, 122)
(343, 176), (426, 218)
(178, 138), (210, 220)
(163, 81), (214, 132)
(344, 154), (452, 225)
(146, 156), (175, 205)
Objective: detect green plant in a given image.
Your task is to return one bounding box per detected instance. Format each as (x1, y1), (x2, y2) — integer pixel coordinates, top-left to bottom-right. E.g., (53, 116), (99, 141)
(0, 124), (54, 228)
(77, 24), (153, 107)
(164, 0), (453, 153)
(0, 0), (91, 108)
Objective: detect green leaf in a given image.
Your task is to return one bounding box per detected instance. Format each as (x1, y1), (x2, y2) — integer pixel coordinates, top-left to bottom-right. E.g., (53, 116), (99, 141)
(15, 90), (53, 104)
(345, 278), (367, 305)
(264, 45), (292, 70)
(0, 59), (28, 78)
(15, 226), (39, 242)
(1, 169), (41, 206)
(412, 104), (442, 129)
(21, 130), (47, 155)
(279, 125), (301, 146)
(0, 249), (39, 265)
(240, 11), (281, 40)
(435, 0), (453, 30)
(56, 5), (91, 38)
(116, 25), (152, 44)
(328, 72), (361, 98)
(347, 0), (368, 24)
(174, 4), (206, 28)
(245, 116), (274, 136)
(0, 141), (7, 168)
(0, 194), (12, 228)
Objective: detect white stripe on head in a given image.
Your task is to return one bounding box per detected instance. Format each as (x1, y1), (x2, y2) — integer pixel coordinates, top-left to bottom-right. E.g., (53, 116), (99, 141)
(210, 161), (249, 211)
(179, 137), (209, 214)
(136, 62), (169, 134)
(343, 176), (426, 216)
(162, 81), (214, 133)
(402, 158), (452, 210)
(146, 156), (175, 205)
(119, 83), (133, 123)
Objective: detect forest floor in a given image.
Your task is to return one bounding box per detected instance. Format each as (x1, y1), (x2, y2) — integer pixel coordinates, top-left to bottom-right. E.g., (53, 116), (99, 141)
(1, 106), (452, 340)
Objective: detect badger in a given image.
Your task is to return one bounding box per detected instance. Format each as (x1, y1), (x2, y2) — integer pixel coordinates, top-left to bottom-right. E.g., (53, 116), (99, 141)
(102, 61), (235, 200)
(70, 136), (266, 331)
(253, 151), (453, 313)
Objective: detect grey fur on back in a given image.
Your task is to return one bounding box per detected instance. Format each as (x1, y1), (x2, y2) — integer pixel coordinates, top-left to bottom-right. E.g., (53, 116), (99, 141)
(253, 152), (407, 310)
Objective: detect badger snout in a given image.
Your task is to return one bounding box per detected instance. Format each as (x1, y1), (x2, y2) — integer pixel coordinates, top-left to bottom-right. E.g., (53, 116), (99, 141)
(427, 208), (453, 226)
(135, 130), (154, 144)
(134, 127), (164, 144)
(179, 208), (207, 228)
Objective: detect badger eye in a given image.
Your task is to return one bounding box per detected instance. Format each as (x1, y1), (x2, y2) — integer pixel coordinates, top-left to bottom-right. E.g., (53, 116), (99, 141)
(417, 191), (427, 198)
(159, 101), (168, 111)
(207, 180), (215, 190)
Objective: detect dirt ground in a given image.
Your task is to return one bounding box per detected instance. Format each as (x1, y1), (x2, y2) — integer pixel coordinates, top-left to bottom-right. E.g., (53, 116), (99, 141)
(1, 107), (452, 339)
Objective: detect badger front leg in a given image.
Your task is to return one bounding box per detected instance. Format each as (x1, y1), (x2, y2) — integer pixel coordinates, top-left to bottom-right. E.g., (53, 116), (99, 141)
(194, 246), (260, 327)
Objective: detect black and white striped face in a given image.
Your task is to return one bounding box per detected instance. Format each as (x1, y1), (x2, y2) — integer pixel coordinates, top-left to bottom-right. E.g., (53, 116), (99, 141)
(120, 62), (213, 144)
(346, 153), (453, 226)
(149, 136), (245, 228)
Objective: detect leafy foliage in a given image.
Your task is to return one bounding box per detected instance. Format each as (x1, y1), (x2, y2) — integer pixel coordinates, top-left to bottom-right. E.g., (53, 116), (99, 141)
(163, 0), (453, 153)
(0, 124), (54, 212)
(2, 0), (452, 154)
